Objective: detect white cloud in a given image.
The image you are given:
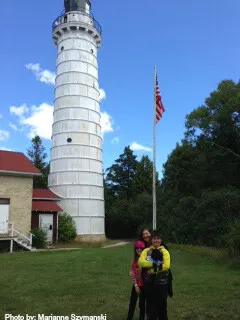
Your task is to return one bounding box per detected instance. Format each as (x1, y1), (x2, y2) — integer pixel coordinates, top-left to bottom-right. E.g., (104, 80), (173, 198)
(25, 63), (56, 85)
(111, 137), (120, 144)
(10, 104), (29, 117)
(22, 103), (53, 140)
(99, 89), (106, 101)
(0, 130), (10, 141)
(10, 102), (113, 140)
(130, 142), (152, 152)
(9, 122), (18, 131)
(100, 111), (114, 135)
(0, 146), (12, 151)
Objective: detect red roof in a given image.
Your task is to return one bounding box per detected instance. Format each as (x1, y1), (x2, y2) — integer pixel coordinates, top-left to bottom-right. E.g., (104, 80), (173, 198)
(32, 200), (63, 212)
(0, 150), (40, 175)
(33, 189), (61, 200)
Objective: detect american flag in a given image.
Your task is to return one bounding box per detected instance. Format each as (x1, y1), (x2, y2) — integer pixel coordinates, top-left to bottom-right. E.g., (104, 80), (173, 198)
(155, 75), (165, 122)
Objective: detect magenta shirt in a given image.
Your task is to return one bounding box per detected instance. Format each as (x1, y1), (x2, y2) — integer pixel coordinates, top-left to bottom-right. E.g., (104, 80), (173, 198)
(129, 258), (143, 287)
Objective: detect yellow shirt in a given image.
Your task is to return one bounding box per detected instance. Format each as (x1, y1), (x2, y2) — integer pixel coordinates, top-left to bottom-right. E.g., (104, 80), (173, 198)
(138, 246), (170, 273)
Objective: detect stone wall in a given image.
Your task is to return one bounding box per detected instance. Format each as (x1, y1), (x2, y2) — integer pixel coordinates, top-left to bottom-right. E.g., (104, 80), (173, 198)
(0, 175), (33, 237)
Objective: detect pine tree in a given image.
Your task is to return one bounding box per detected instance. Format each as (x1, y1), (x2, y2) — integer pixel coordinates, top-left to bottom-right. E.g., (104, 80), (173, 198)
(27, 136), (49, 188)
(105, 146), (138, 199)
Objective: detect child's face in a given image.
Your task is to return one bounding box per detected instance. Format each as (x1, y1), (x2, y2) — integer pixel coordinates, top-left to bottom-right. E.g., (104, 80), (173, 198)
(136, 248), (143, 255)
(152, 237), (161, 248)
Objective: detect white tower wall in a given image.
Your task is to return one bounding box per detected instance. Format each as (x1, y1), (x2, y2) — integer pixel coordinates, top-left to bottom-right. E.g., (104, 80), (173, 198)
(49, 8), (105, 241)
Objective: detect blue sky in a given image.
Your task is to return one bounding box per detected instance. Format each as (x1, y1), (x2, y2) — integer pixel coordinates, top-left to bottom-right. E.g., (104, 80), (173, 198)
(0, 0), (239, 177)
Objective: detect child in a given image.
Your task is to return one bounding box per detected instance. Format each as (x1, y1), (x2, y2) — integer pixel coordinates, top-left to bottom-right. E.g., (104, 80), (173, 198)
(138, 230), (170, 320)
(126, 241), (146, 320)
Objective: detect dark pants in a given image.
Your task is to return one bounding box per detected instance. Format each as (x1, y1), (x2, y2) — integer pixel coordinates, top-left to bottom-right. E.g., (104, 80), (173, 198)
(144, 282), (168, 320)
(126, 285), (146, 320)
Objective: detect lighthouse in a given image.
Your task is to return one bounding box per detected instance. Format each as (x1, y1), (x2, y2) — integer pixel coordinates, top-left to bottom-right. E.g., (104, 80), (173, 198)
(49, 0), (105, 241)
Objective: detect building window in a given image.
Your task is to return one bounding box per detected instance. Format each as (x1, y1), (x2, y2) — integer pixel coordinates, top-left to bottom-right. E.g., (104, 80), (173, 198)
(67, 138), (72, 143)
(61, 46), (64, 51)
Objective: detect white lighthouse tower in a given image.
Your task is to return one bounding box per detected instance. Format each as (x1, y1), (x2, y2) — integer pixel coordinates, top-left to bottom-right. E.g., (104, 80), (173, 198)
(49, 0), (105, 241)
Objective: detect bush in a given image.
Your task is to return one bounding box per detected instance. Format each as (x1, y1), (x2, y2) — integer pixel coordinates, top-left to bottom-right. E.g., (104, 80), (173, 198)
(31, 228), (48, 249)
(194, 187), (240, 247)
(58, 212), (77, 242)
(156, 187), (240, 248)
(105, 192), (153, 239)
(224, 220), (240, 259)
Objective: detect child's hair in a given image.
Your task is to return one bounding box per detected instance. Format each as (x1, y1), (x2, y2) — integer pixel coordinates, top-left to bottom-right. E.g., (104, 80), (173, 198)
(151, 230), (162, 239)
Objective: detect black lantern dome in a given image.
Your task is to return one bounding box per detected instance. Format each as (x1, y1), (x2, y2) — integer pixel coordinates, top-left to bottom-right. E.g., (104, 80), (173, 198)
(64, 0), (91, 13)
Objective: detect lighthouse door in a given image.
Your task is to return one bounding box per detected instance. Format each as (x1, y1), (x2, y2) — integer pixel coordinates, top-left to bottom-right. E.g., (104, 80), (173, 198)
(39, 214), (53, 243)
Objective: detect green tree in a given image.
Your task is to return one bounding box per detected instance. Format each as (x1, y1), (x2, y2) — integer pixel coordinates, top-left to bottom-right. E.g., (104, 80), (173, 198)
(104, 148), (157, 238)
(132, 155), (159, 196)
(105, 192), (153, 239)
(185, 80), (240, 142)
(185, 80), (240, 188)
(162, 142), (208, 196)
(105, 146), (138, 199)
(159, 79), (240, 247)
(27, 136), (49, 188)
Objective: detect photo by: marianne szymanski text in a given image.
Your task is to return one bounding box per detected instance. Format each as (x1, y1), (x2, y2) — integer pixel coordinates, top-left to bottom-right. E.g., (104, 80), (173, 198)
(5, 314), (108, 320)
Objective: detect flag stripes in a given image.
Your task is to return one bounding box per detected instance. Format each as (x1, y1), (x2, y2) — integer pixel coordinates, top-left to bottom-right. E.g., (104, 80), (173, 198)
(155, 76), (165, 122)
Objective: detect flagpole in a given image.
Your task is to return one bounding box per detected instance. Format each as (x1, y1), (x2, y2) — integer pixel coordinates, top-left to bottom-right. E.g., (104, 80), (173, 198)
(153, 66), (157, 230)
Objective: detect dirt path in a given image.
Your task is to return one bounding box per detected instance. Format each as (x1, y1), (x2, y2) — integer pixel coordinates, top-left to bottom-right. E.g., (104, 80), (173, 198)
(102, 241), (130, 248)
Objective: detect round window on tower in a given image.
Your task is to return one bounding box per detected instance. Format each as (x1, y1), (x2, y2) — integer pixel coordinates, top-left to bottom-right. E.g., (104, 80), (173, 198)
(67, 138), (72, 143)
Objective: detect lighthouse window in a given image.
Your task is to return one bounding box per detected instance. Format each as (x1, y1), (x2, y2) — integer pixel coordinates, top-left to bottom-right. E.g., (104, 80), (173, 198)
(67, 138), (72, 143)
(61, 46), (64, 51)
(91, 49), (94, 54)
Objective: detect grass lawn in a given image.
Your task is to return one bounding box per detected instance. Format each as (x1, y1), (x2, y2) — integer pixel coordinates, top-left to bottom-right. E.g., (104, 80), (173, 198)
(0, 244), (239, 320)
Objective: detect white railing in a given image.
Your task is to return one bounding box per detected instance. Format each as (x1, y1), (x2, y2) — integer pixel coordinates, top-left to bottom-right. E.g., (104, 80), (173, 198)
(8, 222), (34, 246)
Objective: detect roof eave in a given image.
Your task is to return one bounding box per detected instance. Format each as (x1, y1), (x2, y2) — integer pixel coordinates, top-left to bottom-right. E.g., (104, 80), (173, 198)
(32, 197), (61, 201)
(0, 170), (42, 177)
(32, 210), (61, 213)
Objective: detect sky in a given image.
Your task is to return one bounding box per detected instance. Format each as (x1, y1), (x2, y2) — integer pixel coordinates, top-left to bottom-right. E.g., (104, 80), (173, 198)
(0, 0), (240, 177)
